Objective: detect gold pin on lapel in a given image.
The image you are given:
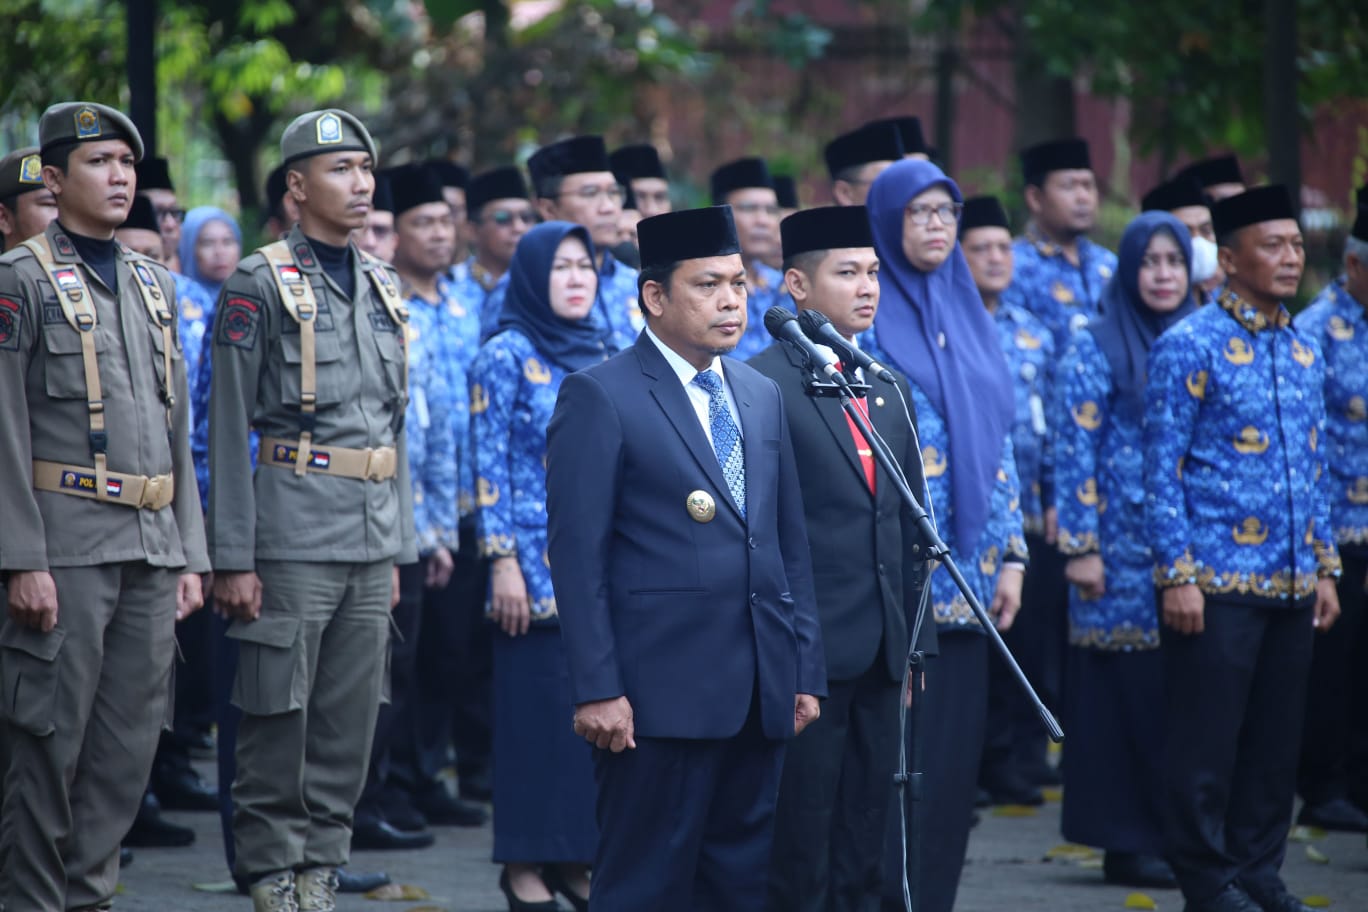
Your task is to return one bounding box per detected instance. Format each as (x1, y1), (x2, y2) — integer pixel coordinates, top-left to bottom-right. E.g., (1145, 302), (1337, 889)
(686, 490), (716, 523)
(874, 396), (885, 407)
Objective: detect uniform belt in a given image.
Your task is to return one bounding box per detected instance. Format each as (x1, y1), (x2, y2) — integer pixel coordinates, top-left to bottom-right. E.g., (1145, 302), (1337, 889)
(32, 460), (175, 510)
(258, 437), (398, 482)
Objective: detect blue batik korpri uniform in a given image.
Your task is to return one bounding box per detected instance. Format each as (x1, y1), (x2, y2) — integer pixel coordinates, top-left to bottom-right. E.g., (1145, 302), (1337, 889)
(733, 260), (793, 361)
(405, 315), (458, 554)
(1010, 223), (1117, 349)
(994, 300), (1054, 537)
(469, 222), (608, 865)
(1145, 268), (1342, 904)
(448, 257), (501, 359)
(1292, 272), (1368, 813)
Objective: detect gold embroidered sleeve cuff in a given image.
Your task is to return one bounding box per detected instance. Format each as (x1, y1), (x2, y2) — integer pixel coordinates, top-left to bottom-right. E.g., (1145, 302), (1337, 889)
(1153, 551), (1199, 588)
(480, 534), (517, 558)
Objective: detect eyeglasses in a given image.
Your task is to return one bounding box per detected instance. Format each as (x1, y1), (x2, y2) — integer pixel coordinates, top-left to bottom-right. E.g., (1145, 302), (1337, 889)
(482, 209), (538, 227)
(732, 202), (781, 218)
(559, 184), (626, 204)
(904, 202), (963, 226)
(156, 207), (187, 224)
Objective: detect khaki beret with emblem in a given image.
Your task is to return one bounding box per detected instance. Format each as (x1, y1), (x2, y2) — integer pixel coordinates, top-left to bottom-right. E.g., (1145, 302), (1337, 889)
(0, 147), (44, 200)
(39, 102), (144, 162)
(280, 109), (377, 168)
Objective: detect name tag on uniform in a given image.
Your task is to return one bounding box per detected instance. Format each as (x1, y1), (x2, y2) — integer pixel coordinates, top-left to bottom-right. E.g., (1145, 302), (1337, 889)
(270, 443), (331, 470)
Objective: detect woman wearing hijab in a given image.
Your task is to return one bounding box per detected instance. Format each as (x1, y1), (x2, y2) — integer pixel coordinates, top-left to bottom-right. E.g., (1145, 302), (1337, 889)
(1054, 212), (1196, 889)
(175, 206), (242, 413)
(470, 221), (614, 911)
(864, 160), (1027, 912)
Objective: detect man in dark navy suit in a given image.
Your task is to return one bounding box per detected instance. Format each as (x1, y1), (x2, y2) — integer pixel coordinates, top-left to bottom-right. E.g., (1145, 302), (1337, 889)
(546, 204), (826, 912)
(749, 206), (933, 912)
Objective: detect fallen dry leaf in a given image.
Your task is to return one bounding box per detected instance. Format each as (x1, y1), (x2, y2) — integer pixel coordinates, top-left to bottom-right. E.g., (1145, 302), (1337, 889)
(363, 883), (433, 901)
(1123, 893), (1157, 910)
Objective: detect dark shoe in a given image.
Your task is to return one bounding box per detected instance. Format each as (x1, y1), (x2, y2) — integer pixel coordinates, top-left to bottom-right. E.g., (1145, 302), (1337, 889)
(120, 846), (134, 868)
(1183, 883), (1264, 912)
(124, 793), (195, 847)
(415, 784), (489, 827)
(335, 867), (391, 893)
(350, 820), (436, 851)
(541, 866), (589, 912)
(1103, 852), (1178, 889)
(1297, 796), (1368, 833)
(1243, 880), (1315, 912)
(458, 766), (493, 802)
(982, 775), (1043, 807)
(185, 728), (217, 756)
(378, 785), (428, 833)
(153, 767), (220, 812)
(499, 869), (565, 911)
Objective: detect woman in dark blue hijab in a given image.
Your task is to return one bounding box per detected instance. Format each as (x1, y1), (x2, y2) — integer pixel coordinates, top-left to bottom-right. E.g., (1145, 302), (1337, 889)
(470, 221), (611, 910)
(1054, 211), (1195, 889)
(865, 160), (1028, 912)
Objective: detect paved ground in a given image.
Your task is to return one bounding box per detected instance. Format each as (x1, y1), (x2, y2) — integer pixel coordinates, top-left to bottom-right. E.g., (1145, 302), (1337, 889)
(115, 772), (1368, 911)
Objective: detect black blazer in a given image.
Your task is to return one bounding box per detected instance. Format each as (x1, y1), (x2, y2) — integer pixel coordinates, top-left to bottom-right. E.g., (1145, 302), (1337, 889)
(546, 333), (826, 741)
(748, 342), (936, 683)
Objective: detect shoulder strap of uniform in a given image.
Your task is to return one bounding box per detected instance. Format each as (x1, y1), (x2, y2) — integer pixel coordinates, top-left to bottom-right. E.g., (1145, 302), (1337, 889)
(261, 239), (320, 475)
(357, 249), (410, 403)
(125, 256), (177, 431)
(21, 235), (113, 499)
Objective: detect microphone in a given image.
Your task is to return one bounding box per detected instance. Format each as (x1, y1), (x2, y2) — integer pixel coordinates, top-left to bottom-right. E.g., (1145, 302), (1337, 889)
(763, 306), (850, 389)
(797, 310), (897, 384)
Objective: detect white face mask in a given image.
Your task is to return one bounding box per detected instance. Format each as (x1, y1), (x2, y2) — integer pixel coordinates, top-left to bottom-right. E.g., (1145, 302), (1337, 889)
(1189, 236), (1218, 284)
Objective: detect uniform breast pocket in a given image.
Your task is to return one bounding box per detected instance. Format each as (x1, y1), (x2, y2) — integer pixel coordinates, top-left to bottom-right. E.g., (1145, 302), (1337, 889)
(41, 324), (108, 400)
(372, 322), (407, 398)
(147, 320), (183, 390)
(280, 331), (344, 407)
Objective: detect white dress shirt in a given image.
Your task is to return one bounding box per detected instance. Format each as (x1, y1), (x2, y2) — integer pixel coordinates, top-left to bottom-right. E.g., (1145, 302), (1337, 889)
(644, 324), (743, 446)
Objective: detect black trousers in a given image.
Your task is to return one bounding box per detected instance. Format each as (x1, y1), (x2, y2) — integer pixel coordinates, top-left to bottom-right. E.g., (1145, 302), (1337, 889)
(982, 533), (1067, 787)
(1161, 598), (1314, 902)
(1298, 553), (1368, 805)
(767, 660), (902, 912)
(883, 631), (987, 912)
(355, 561), (424, 827)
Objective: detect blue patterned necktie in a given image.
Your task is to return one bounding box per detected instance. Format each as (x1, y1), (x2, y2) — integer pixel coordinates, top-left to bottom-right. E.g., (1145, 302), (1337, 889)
(692, 369), (746, 518)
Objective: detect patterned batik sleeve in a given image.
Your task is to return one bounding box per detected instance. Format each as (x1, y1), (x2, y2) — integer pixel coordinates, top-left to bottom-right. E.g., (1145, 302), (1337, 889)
(470, 336), (519, 558)
(1037, 326), (1058, 513)
(1143, 331), (1204, 586)
(999, 436), (1030, 566)
(1055, 331), (1109, 556)
(1308, 355), (1343, 579)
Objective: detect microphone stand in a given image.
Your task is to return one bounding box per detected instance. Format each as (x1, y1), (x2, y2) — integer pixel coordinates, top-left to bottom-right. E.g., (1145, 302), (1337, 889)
(801, 367), (1063, 912)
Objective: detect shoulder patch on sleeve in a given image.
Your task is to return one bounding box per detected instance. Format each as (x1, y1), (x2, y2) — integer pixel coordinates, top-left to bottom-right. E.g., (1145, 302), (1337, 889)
(0, 296), (21, 351)
(217, 293), (263, 350)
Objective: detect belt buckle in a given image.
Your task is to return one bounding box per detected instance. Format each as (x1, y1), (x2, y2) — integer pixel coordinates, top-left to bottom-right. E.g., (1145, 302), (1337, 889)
(367, 447), (395, 481)
(142, 474), (171, 510)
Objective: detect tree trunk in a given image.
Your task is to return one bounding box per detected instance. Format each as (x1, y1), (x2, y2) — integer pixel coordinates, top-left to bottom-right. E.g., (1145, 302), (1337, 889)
(933, 26), (958, 171)
(1262, 0), (1300, 214)
(1011, 2), (1075, 154)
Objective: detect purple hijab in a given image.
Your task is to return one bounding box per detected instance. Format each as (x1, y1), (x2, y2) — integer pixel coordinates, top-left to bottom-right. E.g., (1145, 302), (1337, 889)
(867, 159), (1014, 550)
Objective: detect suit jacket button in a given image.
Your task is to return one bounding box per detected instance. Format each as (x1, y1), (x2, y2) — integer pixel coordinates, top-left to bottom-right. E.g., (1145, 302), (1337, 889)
(877, 563), (886, 575)
(748, 537), (756, 550)
(750, 593), (759, 605)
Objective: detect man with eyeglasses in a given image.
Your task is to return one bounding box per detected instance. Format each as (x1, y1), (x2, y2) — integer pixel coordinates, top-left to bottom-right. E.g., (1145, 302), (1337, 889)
(610, 144), (672, 220)
(711, 157), (790, 360)
(825, 121), (905, 207)
(136, 155), (184, 271)
(1007, 138), (1118, 350)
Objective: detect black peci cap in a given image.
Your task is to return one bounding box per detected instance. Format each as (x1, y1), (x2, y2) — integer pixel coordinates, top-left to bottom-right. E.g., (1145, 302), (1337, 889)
(136, 156), (174, 192)
(1176, 155), (1244, 191)
(371, 171), (394, 214)
(773, 175), (799, 210)
(119, 194), (160, 233)
(959, 195), (1011, 232)
(1141, 176), (1209, 213)
(1211, 185), (1298, 240)
(384, 163), (447, 217)
(528, 136), (612, 191)
(638, 206), (741, 270)
(780, 205), (872, 259)
(710, 157), (774, 205)
(467, 166), (530, 216)
(1020, 138), (1092, 185)
(609, 144), (667, 182)
(426, 159), (469, 190)
(824, 121), (904, 179)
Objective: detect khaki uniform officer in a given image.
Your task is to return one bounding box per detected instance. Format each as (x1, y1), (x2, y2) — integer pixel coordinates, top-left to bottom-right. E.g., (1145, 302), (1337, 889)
(0, 101), (208, 912)
(207, 108), (417, 912)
